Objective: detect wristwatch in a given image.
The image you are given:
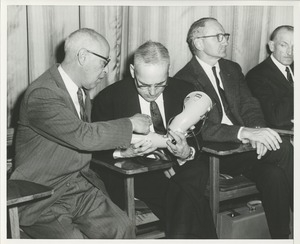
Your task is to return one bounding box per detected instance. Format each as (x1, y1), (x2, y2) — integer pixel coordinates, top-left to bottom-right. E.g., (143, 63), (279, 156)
(177, 147), (196, 166)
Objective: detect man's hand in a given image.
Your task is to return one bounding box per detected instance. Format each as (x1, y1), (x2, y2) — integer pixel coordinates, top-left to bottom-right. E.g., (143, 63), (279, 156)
(166, 130), (190, 160)
(129, 113), (152, 134)
(121, 138), (157, 158)
(250, 140), (268, 159)
(240, 127), (282, 151)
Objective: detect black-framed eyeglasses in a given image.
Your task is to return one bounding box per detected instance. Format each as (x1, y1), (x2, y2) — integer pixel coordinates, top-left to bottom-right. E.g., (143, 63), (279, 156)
(86, 49), (111, 67)
(196, 33), (230, 42)
(134, 75), (168, 90)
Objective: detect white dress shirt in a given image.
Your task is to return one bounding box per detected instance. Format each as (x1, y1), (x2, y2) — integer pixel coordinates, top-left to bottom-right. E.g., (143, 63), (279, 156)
(195, 57), (244, 140)
(58, 65), (85, 118)
(195, 56), (232, 125)
(138, 93), (166, 131)
(270, 54), (294, 81)
(113, 94), (166, 158)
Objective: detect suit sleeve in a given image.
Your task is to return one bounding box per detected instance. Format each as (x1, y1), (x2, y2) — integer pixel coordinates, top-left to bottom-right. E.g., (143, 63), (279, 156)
(25, 86), (133, 151)
(91, 88), (118, 159)
(246, 70), (293, 129)
(176, 61), (266, 143)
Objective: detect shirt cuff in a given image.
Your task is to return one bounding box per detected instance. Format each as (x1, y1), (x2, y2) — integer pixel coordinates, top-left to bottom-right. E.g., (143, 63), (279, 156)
(177, 147), (195, 166)
(113, 149), (123, 159)
(237, 126), (244, 140)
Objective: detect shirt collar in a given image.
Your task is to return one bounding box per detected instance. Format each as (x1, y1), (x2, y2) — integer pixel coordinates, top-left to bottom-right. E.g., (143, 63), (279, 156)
(58, 65), (84, 117)
(270, 54), (289, 75)
(58, 65), (80, 96)
(195, 55), (220, 74)
(138, 93), (165, 129)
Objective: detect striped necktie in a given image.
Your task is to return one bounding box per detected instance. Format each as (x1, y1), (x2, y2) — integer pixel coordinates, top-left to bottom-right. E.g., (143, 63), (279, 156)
(212, 66), (238, 124)
(285, 67), (293, 86)
(150, 101), (166, 135)
(77, 88), (88, 122)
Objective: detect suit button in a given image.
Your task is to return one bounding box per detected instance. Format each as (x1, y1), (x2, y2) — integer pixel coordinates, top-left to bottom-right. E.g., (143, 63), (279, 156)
(66, 183), (70, 187)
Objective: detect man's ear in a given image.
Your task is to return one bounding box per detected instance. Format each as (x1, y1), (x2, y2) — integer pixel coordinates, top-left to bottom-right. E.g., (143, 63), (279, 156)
(129, 64), (135, 78)
(268, 41), (275, 52)
(194, 38), (203, 51)
(77, 48), (87, 66)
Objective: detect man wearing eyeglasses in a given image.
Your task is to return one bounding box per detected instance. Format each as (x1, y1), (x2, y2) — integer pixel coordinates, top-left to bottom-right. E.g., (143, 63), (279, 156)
(92, 41), (217, 238)
(175, 17), (293, 239)
(9, 28), (152, 239)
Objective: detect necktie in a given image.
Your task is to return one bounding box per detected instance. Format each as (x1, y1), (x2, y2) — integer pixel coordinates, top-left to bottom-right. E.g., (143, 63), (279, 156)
(150, 101), (174, 178)
(150, 101), (166, 135)
(212, 66), (238, 124)
(285, 67), (293, 86)
(77, 88), (88, 122)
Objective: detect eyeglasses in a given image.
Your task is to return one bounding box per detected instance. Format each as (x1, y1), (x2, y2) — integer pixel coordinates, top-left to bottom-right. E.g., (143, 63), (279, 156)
(196, 33), (230, 42)
(86, 49), (111, 67)
(134, 76), (168, 90)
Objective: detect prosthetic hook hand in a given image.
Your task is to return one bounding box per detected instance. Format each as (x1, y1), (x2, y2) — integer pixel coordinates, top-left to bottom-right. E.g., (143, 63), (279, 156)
(131, 91), (213, 148)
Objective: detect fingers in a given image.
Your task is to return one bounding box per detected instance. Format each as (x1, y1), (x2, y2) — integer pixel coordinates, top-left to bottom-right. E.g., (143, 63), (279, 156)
(132, 138), (147, 149)
(166, 130), (189, 158)
(256, 142), (268, 160)
(261, 129), (281, 150)
(129, 113), (152, 134)
(242, 127), (282, 151)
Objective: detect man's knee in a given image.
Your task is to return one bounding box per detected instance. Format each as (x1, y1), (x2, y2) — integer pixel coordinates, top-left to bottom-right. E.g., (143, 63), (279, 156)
(110, 214), (135, 238)
(262, 167), (288, 190)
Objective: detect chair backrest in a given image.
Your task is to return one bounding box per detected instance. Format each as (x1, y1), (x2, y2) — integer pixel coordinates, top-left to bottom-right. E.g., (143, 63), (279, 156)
(7, 128), (15, 177)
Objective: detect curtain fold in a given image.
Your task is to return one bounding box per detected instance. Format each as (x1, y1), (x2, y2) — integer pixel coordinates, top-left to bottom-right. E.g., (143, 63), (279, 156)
(27, 6), (79, 82)
(7, 5), (28, 127)
(6, 5), (294, 127)
(79, 6), (124, 98)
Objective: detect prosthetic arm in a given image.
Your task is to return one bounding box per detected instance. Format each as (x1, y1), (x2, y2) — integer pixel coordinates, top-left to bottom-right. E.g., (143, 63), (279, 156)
(131, 91), (213, 147)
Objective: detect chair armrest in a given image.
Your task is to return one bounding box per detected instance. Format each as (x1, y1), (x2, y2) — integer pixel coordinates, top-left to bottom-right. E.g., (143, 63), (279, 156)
(272, 129), (293, 136)
(7, 180), (54, 206)
(202, 141), (255, 156)
(91, 157), (173, 175)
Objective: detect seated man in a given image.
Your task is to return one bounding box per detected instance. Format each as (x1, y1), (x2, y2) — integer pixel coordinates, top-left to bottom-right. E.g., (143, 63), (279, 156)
(175, 17), (293, 239)
(92, 41), (217, 238)
(9, 28), (151, 239)
(246, 25), (294, 130)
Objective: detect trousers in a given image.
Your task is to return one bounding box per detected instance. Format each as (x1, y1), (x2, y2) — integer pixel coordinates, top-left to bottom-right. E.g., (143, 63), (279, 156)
(220, 137), (293, 239)
(21, 175), (134, 239)
(134, 155), (217, 239)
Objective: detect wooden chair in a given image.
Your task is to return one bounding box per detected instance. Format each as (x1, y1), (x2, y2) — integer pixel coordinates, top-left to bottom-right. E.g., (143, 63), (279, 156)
(203, 128), (294, 225)
(6, 128), (54, 239)
(91, 156), (173, 239)
(202, 142), (258, 224)
(7, 180), (54, 238)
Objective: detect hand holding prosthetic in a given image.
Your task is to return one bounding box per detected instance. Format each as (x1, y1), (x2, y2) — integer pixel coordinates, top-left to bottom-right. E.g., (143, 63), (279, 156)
(131, 91), (213, 148)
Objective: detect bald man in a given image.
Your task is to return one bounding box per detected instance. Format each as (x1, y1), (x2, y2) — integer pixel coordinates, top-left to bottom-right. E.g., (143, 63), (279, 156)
(9, 28), (151, 239)
(246, 25), (294, 130)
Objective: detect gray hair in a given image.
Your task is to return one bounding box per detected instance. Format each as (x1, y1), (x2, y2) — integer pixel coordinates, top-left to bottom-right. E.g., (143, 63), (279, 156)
(64, 28), (105, 58)
(186, 17), (217, 54)
(133, 41), (170, 67)
(270, 25), (294, 41)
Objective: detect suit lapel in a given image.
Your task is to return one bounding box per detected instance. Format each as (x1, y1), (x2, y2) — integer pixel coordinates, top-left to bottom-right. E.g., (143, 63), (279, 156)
(121, 78), (142, 116)
(190, 57), (223, 114)
(49, 65), (80, 119)
(163, 79), (182, 123)
(266, 56), (293, 90)
(218, 60), (238, 108)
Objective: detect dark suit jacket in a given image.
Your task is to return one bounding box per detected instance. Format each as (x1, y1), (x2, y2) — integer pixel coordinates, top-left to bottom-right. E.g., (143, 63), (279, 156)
(246, 56), (293, 130)
(92, 76), (202, 159)
(10, 64), (133, 226)
(175, 56), (266, 142)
